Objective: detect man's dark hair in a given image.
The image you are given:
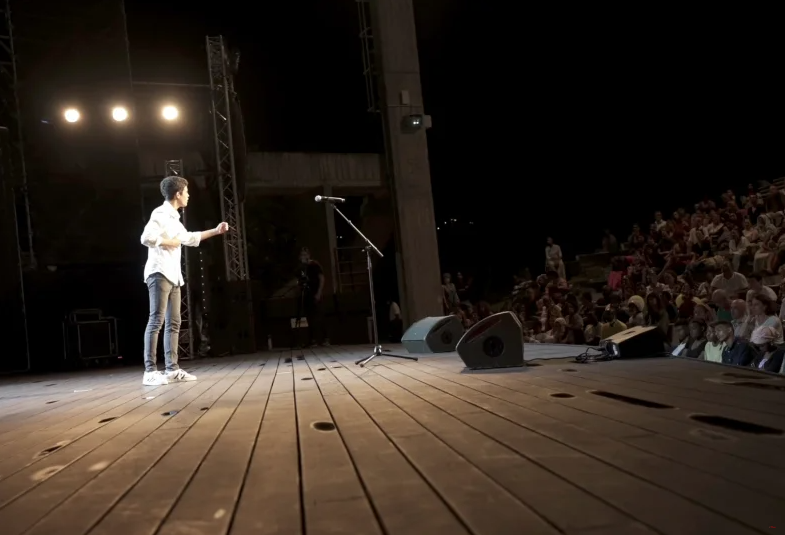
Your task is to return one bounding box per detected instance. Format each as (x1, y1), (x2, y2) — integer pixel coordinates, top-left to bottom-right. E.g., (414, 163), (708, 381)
(750, 292), (777, 315)
(160, 176), (188, 201)
(749, 272), (764, 282)
(711, 320), (732, 329)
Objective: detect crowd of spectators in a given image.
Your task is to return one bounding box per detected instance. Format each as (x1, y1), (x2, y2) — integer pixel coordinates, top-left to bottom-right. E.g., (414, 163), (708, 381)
(482, 183), (785, 375)
(440, 271), (494, 329)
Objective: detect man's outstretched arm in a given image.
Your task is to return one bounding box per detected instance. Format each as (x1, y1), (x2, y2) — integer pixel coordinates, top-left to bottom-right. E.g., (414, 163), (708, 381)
(179, 222), (230, 247)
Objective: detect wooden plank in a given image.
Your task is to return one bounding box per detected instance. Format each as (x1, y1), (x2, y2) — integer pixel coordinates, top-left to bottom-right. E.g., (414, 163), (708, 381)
(412, 357), (785, 491)
(2, 346), (782, 535)
(0, 368), (126, 402)
(0, 363), (217, 479)
(0, 375), (144, 438)
(528, 368), (785, 451)
(420, 356), (785, 469)
(467, 360), (785, 489)
(0, 378), (197, 509)
(331, 353), (655, 535)
(230, 354), (302, 535)
(20, 359), (255, 535)
(0, 361), (221, 465)
(85, 360), (262, 535)
(0, 364), (221, 440)
(302, 350), (470, 535)
(321, 347), (562, 535)
(0, 372), (132, 417)
(0, 361), (242, 535)
(0, 367), (151, 410)
(156, 357), (279, 535)
(573, 361), (785, 410)
(292, 350), (382, 535)
(382, 358), (771, 534)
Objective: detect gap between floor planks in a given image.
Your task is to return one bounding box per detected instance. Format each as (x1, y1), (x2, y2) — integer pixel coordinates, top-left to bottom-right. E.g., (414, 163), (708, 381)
(389, 356), (785, 531)
(0, 358), (264, 535)
(515, 364), (785, 450)
(414, 354), (785, 471)
(298, 351), (472, 535)
(566, 360), (785, 411)
(0, 361), (235, 470)
(313, 346), (659, 535)
(425, 357), (785, 496)
(320, 346), (773, 535)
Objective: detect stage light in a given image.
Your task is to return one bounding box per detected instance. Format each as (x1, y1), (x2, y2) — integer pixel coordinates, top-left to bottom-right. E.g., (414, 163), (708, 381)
(112, 107), (129, 122)
(401, 113), (432, 132)
(161, 105), (179, 121)
(63, 109), (80, 123)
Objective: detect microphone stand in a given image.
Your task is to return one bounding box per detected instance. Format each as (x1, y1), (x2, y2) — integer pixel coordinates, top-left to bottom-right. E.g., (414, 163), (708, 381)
(325, 202), (418, 367)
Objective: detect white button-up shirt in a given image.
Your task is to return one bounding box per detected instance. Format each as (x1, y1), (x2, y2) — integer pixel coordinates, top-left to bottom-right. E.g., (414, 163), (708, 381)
(140, 202), (201, 286)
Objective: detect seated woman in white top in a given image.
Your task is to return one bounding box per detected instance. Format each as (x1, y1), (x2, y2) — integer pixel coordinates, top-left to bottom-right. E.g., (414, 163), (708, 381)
(749, 293), (784, 345)
(749, 326), (785, 374)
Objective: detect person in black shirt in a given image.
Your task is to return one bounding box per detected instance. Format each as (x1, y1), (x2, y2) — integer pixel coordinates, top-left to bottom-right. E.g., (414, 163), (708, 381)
(299, 247), (328, 346)
(715, 320), (756, 366)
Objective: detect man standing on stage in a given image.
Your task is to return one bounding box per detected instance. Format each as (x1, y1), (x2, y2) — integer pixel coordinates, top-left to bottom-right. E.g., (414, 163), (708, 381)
(299, 247), (329, 346)
(140, 176), (228, 386)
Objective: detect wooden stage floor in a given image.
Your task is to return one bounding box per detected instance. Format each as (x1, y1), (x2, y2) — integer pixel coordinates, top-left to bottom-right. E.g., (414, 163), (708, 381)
(1, 344), (784, 535)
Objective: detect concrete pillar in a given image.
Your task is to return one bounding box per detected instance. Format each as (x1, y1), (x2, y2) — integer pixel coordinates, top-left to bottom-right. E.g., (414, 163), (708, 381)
(370, 0), (443, 326)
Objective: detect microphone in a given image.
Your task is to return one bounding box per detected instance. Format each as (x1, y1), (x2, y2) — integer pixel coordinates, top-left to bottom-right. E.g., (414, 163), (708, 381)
(314, 195), (346, 203)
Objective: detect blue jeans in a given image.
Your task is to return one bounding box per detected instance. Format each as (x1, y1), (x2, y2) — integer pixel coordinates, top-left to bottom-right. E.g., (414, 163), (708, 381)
(143, 273), (181, 373)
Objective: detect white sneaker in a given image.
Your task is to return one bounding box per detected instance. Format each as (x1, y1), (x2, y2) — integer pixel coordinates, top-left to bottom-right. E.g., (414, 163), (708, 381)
(165, 369), (197, 382)
(143, 371), (169, 386)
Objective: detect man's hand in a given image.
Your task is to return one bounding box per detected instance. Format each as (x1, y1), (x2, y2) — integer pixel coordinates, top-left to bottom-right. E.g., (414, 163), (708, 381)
(161, 238), (181, 250)
(215, 222), (229, 234)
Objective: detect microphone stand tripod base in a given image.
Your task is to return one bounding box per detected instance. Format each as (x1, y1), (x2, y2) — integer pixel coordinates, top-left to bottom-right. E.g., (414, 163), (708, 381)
(355, 345), (418, 367)
(323, 202), (417, 369)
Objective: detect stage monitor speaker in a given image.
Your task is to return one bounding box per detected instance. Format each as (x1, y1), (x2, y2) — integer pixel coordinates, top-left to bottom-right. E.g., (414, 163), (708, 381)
(601, 325), (663, 359)
(402, 315), (463, 354)
(455, 311), (525, 370)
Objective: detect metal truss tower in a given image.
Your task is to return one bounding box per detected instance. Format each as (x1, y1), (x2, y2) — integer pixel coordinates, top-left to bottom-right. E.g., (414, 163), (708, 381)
(164, 159), (194, 360)
(206, 35), (248, 281)
(356, 0), (379, 113)
(0, 0), (35, 270)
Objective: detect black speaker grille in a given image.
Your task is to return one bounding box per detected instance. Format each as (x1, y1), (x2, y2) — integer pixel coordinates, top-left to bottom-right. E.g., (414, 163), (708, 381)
(483, 336), (504, 358)
(440, 330), (454, 345)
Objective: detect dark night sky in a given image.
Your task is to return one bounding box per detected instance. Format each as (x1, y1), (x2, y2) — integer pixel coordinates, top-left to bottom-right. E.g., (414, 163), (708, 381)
(125, 3), (785, 282)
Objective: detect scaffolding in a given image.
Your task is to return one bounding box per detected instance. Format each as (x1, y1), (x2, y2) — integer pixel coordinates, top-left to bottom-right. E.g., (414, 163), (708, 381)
(206, 35), (248, 282)
(356, 0), (379, 113)
(164, 159), (194, 360)
(0, 0), (35, 270)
